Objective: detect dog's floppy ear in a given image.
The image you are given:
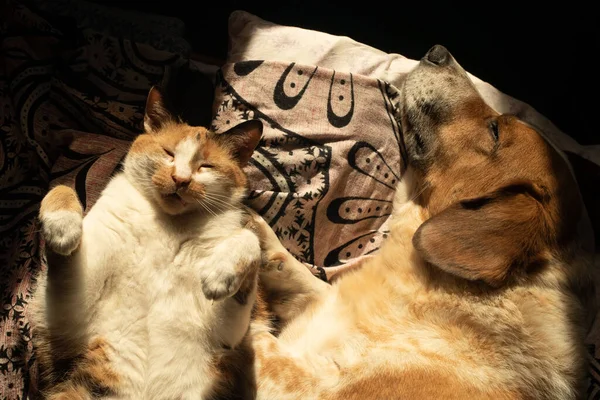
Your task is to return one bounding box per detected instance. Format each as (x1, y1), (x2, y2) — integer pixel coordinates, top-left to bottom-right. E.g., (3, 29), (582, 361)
(413, 183), (547, 287)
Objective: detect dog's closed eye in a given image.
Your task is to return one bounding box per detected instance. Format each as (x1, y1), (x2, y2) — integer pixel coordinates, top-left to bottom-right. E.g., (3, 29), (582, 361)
(489, 120), (500, 142)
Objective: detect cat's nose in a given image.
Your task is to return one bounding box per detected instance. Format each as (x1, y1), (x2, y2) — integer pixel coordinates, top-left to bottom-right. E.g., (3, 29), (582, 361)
(172, 173), (191, 187)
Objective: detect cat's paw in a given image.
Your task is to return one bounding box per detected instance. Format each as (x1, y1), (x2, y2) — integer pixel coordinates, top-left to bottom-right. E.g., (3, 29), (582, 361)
(41, 211), (83, 255)
(200, 230), (261, 301)
(200, 261), (244, 301)
(40, 185), (83, 256)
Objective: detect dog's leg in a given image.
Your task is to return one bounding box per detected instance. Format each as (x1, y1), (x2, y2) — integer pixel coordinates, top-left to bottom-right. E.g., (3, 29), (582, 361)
(245, 211), (330, 326)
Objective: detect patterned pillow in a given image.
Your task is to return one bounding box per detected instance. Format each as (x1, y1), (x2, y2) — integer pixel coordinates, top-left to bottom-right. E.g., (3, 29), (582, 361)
(212, 60), (402, 281)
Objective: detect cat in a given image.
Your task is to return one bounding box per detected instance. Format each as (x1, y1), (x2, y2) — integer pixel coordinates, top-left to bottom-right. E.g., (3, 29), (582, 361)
(29, 87), (265, 399)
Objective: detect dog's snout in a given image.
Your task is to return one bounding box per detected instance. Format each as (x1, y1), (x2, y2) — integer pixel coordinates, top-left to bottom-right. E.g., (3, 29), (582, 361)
(424, 45), (450, 66)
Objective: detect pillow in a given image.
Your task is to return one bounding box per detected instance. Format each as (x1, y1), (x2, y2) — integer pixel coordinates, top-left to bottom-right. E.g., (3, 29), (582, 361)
(227, 10), (600, 167)
(212, 60), (401, 279)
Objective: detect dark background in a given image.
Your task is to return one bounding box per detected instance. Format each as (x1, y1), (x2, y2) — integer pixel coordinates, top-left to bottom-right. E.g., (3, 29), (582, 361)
(96, 1), (598, 146)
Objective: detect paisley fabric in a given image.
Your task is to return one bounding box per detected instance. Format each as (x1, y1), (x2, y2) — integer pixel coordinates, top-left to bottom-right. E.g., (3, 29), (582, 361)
(212, 62), (401, 279)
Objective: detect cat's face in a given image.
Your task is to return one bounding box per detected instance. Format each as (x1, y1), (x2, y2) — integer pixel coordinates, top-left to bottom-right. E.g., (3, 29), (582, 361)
(124, 87), (263, 216)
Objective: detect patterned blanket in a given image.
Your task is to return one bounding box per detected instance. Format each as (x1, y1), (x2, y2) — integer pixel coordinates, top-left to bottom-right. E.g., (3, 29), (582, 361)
(1, 1), (600, 399)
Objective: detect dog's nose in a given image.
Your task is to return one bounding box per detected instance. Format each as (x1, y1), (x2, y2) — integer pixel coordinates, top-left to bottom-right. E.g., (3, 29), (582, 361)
(424, 45), (450, 66)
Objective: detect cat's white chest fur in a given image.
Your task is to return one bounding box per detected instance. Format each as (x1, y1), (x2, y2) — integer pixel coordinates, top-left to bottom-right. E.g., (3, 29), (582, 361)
(78, 175), (253, 398)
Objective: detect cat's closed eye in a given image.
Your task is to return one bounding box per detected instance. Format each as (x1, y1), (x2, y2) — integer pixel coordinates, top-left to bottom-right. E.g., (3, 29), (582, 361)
(163, 148), (174, 158)
(198, 164), (214, 171)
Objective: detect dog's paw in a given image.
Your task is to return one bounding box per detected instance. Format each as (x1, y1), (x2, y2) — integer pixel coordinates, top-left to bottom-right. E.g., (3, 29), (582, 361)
(200, 260), (244, 301)
(41, 210), (83, 256)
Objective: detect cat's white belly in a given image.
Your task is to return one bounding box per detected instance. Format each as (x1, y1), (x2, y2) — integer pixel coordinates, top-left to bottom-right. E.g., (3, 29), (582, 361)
(79, 183), (244, 399)
(86, 250), (219, 398)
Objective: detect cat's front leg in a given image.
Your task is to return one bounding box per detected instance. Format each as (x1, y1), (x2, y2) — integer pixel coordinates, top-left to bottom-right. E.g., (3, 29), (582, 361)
(199, 228), (262, 301)
(40, 185), (83, 255)
(37, 185), (88, 362)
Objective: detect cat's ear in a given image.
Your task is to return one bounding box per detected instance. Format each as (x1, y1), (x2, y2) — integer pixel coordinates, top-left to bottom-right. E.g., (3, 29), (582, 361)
(221, 119), (263, 165)
(144, 86), (174, 133)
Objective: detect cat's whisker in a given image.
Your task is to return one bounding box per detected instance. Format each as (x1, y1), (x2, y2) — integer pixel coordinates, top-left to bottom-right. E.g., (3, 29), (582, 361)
(198, 202), (215, 218)
(202, 194), (233, 208)
(204, 191), (230, 198)
(204, 200), (225, 217)
(204, 192), (235, 203)
(203, 201), (232, 216)
(393, 181), (431, 217)
(201, 201), (226, 214)
(202, 196), (233, 211)
(213, 198), (232, 210)
(409, 181), (430, 203)
(203, 192), (234, 201)
(204, 190), (235, 199)
(196, 198), (218, 218)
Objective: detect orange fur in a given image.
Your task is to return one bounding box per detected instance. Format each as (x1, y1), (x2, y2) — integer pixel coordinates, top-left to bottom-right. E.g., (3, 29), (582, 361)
(323, 367), (522, 400)
(40, 185), (82, 216)
(40, 338), (120, 399)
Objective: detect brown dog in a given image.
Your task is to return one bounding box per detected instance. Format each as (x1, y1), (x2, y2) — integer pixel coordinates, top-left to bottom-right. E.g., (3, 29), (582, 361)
(246, 45), (597, 399)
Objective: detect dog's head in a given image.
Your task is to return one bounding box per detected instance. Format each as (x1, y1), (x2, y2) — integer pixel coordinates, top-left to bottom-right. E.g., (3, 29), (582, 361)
(400, 45), (587, 288)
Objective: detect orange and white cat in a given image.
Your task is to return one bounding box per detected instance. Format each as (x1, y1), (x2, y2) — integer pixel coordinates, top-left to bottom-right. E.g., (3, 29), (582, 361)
(30, 87), (263, 399)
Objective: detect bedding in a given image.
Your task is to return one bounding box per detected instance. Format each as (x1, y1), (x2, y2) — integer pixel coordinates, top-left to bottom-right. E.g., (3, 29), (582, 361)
(1, 2), (600, 398)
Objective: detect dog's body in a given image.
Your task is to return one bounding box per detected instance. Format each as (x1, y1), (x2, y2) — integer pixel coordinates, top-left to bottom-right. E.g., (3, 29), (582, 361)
(248, 46), (597, 399)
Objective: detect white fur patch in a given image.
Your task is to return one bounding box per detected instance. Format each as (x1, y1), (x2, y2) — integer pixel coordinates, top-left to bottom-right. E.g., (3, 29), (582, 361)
(199, 229), (261, 300)
(41, 210), (83, 255)
(174, 136), (197, 180)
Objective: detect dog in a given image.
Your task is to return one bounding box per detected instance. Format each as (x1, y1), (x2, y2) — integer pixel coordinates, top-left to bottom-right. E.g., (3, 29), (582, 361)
(244, 45), (597, 399)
